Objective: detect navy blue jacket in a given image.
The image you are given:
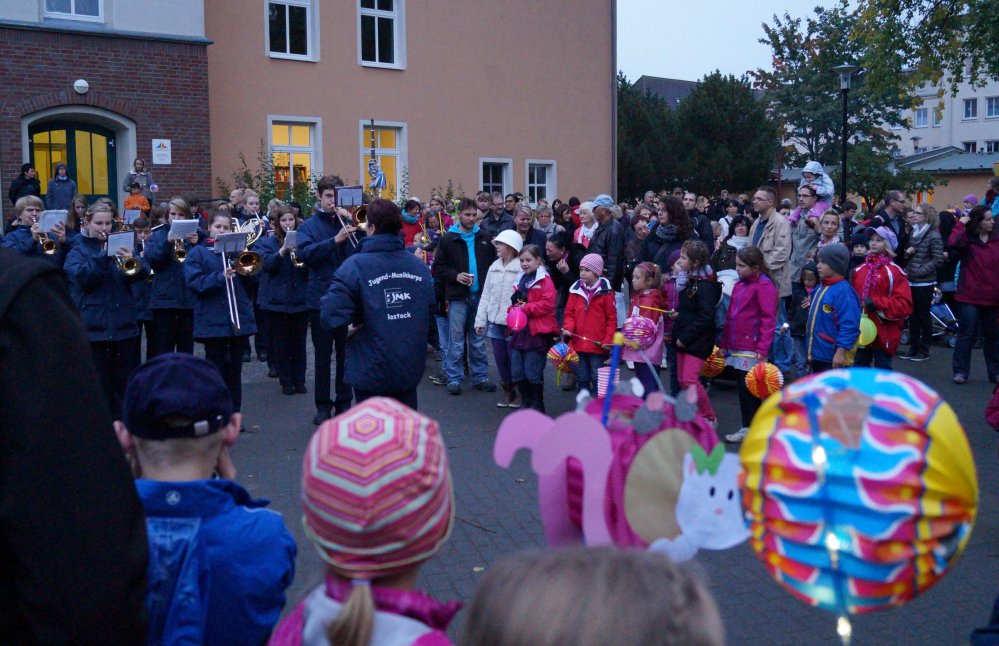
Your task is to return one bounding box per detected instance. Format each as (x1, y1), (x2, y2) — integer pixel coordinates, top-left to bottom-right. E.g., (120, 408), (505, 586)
(321, 233), (433, 394)
(132, 245), (153, 322)
(1, 225), (66, 267)
(256, 235), (309, 313)
(145, 225), (204, 309)
(297, 210), (361, 311)
(183, 244), (256, 338)
(64, 234), (148, 342)
(137, 479), (296, 646)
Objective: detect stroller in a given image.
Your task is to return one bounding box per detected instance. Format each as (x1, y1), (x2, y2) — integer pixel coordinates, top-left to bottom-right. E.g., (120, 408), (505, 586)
(901, 288), (959, 348)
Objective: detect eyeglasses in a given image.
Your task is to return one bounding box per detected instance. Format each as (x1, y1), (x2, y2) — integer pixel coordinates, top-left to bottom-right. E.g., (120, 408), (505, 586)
(892, 198), (905, 203)
(912, 211), (923, 215)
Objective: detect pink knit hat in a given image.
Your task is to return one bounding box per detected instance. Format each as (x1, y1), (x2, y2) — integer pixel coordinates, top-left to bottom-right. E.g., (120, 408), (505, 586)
(301, 397), (454, 579)
(579, 253), (605, 276)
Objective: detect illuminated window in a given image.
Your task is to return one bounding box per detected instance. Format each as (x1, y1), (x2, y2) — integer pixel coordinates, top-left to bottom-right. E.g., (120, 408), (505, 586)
(270, 119), (318, 200)
(361, 122), (406, 201)
(45, 0), (102, 21)
(268, 1), (315, 60)
(359, 0), (405, 68)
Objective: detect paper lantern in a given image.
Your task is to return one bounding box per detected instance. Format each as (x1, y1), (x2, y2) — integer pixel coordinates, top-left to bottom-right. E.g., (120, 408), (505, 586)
(740, 368), (977, 632)
(507, 306), (527, 332)
(547, 342), (579, 374)
(745, 362), (783, 399)
(700, 346), (725, 378)
(857, 315), (877, 347)
(149, 183), (159, 193)
(622, 315), (657, 351)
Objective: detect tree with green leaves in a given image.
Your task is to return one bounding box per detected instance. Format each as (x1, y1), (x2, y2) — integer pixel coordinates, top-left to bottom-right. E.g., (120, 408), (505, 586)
(846, 146), (942, 210)
(669, 72), (779, 196)
(616, 72), (673, 201)
(751, 0), (911, 171)
(854, 0), (999, 96)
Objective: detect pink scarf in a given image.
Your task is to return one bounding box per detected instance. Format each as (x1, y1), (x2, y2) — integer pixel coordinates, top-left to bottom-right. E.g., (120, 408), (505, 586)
(860, 253), (893, 306)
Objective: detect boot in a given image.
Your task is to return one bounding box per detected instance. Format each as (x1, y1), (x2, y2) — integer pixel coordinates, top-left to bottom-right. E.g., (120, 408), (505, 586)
(531, 382), (546, 414)
(507, 381), (521, 408)
(517, 380), (534, 410)
(497, 381), (518, 408)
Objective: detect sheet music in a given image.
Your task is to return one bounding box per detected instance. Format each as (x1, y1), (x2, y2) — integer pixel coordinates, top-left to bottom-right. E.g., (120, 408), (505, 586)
(214, 232), (249, 254)
(123, 209), (142, 225)
(283, 230), (297, 250)
(107, 231), (135, 255)
(38, 210), (67, 233)
(168, 218), (200, 240)
(336, 185), (364, 208)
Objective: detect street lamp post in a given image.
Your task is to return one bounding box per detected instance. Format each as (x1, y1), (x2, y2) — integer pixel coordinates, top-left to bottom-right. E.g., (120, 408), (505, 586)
(832, 64), (859, 206)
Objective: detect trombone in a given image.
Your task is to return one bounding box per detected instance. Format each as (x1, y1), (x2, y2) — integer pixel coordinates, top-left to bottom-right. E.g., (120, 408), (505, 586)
(222, 251), (242, 334)
(334, 205), (365, 248)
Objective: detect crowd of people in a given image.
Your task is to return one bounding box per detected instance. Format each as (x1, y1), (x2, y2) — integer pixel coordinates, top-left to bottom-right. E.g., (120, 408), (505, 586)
(4, 155), (999, 644)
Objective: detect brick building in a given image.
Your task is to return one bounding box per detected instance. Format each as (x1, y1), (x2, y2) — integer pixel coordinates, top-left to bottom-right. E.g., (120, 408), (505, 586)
(0, 0), (210, 221)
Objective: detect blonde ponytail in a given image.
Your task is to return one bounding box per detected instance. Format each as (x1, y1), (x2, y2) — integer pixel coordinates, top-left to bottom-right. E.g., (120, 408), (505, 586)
(327, 581), (375, 646)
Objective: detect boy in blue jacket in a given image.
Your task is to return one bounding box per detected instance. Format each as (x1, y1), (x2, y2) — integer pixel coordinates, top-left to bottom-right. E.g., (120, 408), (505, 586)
(806, 243), (861, 372)
(114, 353), (296, 646)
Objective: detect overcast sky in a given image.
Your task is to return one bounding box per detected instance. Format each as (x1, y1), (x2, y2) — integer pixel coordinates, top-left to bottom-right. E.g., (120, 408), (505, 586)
(617, 0), (849, 82)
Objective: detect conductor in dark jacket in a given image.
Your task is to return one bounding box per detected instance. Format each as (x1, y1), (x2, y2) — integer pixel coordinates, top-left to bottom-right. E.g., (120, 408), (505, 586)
(321, 199), (433, 409)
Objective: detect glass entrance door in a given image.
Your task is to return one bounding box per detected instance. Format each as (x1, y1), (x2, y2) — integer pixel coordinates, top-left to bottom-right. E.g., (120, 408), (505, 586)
(30, 122), (117, 203)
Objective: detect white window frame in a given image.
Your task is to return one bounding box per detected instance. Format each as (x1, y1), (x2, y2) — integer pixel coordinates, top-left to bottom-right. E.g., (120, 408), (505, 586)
(357, 0), (406, 70)
(265, 0), (320, 62)
(963, 98), (978, 121)
(985, 140), (999, 154)
(524, 160), (557, 207)
(913, 107), (928, 128)
(267, 115), (323, 194)
(963, 141), (977, 153)
(357, 120), (408, 200)
(986, 97), (999, 120)
(479, 158), (512, 197)
(932, 106), (942, 127)
(44, 0), (103, 22)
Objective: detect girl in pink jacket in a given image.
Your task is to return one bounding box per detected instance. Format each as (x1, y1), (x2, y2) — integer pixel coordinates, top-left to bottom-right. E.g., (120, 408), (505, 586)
(719, 246), (778, 443)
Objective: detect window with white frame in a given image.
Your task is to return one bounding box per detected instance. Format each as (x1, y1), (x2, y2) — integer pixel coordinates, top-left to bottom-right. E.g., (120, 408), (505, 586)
(45, 0), (101, 20)
(480, 160), (510, 196)
(359, 0), (405, 68)
(987, 97), (999, 119)
(360, 122), (406, 202)
(913, 107), (928, 128)
(268, 1), (314, 60)
(932, 107), (942, 127)
(270, 118), (320, 200)
(963, 98), (978, 120)
(985, 140), (999, 154)
(526, 161), (557, 206)
(963, 141), (977, 153)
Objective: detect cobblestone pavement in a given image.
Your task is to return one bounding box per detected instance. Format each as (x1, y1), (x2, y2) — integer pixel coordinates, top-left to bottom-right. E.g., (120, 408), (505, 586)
(226, 335), (998, 645)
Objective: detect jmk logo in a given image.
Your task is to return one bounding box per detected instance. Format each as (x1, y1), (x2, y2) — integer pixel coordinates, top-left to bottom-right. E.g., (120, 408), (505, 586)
(385, 288), (411, 308)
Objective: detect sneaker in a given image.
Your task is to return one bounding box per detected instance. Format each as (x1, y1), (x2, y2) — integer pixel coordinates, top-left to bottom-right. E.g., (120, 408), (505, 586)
(267, 367), (279, 378)
(897, 347), (916, 360)
(312, 409), (332, 425)
(257, 352), (268, 362)
(242, 351), (252, 363)
(429, 373), (447, 386)
(626, 361), (635, 370)
(908, 351), (930, 362)
(472, 380), (497, 393)
(725, 427), (749, 443)
(447, 382), (462, 395)
(282, 385), (295, 396)
(294, 384), (308, 394)
(951, 374), (967, 385)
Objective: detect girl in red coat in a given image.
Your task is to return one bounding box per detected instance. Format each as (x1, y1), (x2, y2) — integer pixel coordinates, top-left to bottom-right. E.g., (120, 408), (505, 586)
(719, 247), (778, 443)
(850, 226), (913, 369)
(509, 244), (560, 412)
(563, 253), (617, 395)
(623, 261), (666, 397)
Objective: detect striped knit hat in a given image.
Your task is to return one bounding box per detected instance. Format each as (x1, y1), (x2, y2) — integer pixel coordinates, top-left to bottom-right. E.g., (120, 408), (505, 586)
(301, 397), (454, 579)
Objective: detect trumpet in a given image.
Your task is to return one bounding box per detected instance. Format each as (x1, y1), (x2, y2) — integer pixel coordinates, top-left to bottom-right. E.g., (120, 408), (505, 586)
(285, 226), (305, 268)
(100, 232), (141, 276)
(173, 239), (187, 263)
(30, 216), (59, 255)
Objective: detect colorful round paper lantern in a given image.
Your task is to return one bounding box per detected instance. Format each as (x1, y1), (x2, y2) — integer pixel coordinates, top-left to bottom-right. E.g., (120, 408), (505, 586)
(857, 315), (877, 347)
(700, 346), (725, 378)
(546, 341), (579, 373)
(149, 183), (159, 193)
(745, 362), (783, 399)
(507, 306), (527, 332)
(621, 315), (657, 351)
(740, 368), (977, 620)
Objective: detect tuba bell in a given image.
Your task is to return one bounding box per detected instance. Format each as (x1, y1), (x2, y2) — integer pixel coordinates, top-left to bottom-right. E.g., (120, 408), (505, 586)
(229, 216), (264, 276)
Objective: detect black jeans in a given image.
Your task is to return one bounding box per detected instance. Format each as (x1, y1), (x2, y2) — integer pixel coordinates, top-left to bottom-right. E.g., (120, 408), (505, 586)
(354, 387), (419, 410)
(953, 302), (999, 380)
(201, 336), (249, 411)
(854, 347), (893, 370)
(90, 336), (139, 420)
(268, 310), (308, 388)
(149, 308), (194, 358)
(309, 311), (352, 413)
(908, 285), (935, 352)
(733, 368), (762, 428)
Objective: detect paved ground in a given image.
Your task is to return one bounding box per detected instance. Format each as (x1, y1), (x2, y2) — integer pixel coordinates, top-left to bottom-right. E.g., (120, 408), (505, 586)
(228, 337), (998, 645)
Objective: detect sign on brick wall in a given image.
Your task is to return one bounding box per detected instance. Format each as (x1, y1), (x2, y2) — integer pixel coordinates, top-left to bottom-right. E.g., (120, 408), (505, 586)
(152, 139), (171, 165)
